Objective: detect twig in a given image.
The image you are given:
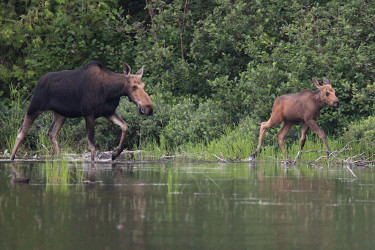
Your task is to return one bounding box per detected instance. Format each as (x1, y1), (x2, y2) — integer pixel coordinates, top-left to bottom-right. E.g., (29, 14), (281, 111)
(346, 165), (358, 178)
(160, 155), (175, 160)
(213, 153), (227, 163)
(145, 0), (159, 43)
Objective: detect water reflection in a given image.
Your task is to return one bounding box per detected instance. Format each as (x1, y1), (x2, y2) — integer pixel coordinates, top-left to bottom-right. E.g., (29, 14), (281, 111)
(0, 160), (375, 249)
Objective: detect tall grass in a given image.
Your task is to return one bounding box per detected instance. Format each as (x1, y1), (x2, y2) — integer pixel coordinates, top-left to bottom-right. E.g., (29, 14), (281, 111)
(46, 158), (70, 184)
(37, 128), (52, 157)
(4, 84), (23, 153)
(135, 124), (363, 163)
(45, 156), (84, 187)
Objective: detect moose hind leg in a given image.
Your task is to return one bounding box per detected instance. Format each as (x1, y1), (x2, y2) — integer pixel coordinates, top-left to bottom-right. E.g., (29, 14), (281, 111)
(85, 116), (96, 161)
(47, 112), (66, 154)
(107, 113), (128, 161)
(251, 117), (282, 158)
(10, 113), (40, 160)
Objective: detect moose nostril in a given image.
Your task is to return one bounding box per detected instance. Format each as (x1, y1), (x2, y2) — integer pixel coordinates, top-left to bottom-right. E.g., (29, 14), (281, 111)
(146, 105), (154, 116)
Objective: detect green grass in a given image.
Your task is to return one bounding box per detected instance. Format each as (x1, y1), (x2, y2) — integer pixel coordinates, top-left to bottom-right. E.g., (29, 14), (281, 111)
(4, 84), (23, 153)
(134, 127), (373, 164)
(45, 156), (70, 184)
(45, 154), (84, 186)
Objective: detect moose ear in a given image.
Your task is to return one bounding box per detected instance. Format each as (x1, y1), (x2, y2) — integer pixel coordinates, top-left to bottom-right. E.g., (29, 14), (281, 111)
(323, 78), (331, 85)
(135, 65), (145, 78)
(123, 63), (131, 76)
(312, 78), (321, 89)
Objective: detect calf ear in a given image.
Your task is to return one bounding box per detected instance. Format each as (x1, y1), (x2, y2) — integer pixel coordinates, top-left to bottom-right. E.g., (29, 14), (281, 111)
(135, 65), (145, 78)
(323, 78), (331, 85)
(312, 78), (321, 89)
(123, 63), (131, 76)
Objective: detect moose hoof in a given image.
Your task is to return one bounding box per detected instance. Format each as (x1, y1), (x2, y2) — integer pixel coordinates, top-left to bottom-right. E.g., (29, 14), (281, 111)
(111, 152), (118, 161)
(250, 152), (257, 159)
(111, 148), (122, 161)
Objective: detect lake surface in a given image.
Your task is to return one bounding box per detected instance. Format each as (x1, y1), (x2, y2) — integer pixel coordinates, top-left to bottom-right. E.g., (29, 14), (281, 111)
(1, 160), (375, 249)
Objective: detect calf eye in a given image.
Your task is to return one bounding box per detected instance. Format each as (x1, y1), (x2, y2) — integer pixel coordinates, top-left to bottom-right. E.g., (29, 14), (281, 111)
(326, 92), (330, 97)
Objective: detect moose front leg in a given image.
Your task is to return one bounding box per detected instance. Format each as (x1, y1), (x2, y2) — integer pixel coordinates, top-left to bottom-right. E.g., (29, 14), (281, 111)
(107, 113), (128, 161)
(307, 120), (331, 155)
(276, 122), (293, 159)
(85, 116), (96, 161)
(299, 123), (309, 151)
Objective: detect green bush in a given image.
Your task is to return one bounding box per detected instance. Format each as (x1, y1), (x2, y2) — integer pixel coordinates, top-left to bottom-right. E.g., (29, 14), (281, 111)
(343, 116), (375, 142)
(161, 98), (229, 149)
(342, 116), (375, 156)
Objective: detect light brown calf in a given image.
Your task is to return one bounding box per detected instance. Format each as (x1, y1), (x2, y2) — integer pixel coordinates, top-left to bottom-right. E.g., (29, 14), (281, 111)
(251, 78), (339, 159)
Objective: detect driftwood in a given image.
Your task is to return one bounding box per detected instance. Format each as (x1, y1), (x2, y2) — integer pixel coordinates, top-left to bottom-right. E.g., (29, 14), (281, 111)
(291, 140), (375, 168)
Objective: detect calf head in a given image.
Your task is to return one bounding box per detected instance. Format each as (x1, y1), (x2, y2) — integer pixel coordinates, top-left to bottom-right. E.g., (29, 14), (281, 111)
(124, 63), (153, 116)
(313, 78), (339, 108)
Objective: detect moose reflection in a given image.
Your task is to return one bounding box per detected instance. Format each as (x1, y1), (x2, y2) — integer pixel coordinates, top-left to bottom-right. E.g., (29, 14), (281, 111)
(10, 62), (153, 161)
(251, 78), (339, 159)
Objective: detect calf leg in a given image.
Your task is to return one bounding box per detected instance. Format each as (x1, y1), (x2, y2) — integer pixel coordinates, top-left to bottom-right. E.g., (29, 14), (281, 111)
(306, 120), (331, 153)
(251, 116), (282, 158)
(276, 122), (293, 159)
(106, 113), (128, 160)
(299, 123), (309, 150)
(47, 112), (66, 154)
(10, 112), (41, 160)
(85, 116), (96, 161)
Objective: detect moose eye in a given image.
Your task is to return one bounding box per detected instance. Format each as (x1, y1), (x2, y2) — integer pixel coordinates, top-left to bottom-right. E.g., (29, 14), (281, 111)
(326, 92), (330, 97)
(132, 86), (137, 91)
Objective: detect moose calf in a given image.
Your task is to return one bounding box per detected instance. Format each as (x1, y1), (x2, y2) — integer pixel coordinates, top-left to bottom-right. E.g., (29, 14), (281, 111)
(251, 78), (339, 160)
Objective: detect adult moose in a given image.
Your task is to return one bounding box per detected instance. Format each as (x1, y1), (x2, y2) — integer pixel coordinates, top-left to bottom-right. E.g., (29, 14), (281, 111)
(251, 78), (339, 160)
(10, 61), (153, 161)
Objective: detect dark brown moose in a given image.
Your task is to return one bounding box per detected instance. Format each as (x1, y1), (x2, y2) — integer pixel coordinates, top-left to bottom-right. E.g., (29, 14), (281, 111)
(10, 62), (153, 161)
(251, 78), (339, 160)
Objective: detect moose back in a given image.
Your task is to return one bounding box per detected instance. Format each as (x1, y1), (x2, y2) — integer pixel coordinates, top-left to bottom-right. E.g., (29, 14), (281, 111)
(10, 61), (153, 161)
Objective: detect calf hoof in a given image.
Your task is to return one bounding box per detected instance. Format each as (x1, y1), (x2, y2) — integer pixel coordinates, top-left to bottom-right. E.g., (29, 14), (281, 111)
(281, 159), (295, 165)
(248, 155), (255, 161)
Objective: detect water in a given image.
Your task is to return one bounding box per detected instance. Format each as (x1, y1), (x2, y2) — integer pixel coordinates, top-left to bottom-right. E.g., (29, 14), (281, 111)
(1, 160), (375, 249)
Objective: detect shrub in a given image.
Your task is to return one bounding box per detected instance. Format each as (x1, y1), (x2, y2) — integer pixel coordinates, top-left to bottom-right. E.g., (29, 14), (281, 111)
(161, 98), (229, 149)
(342, 116), (375, 156)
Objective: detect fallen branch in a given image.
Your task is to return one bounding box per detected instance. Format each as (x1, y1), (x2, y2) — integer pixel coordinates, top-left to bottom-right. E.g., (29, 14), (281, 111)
(346, 165), (358, 178)
(292, 139), (375, 167)
(213, 153), (227, 163)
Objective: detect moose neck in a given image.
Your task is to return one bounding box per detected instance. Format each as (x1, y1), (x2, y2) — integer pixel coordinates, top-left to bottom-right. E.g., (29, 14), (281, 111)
(313, 89), (327, 110)
(104, 73), (129, 99)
